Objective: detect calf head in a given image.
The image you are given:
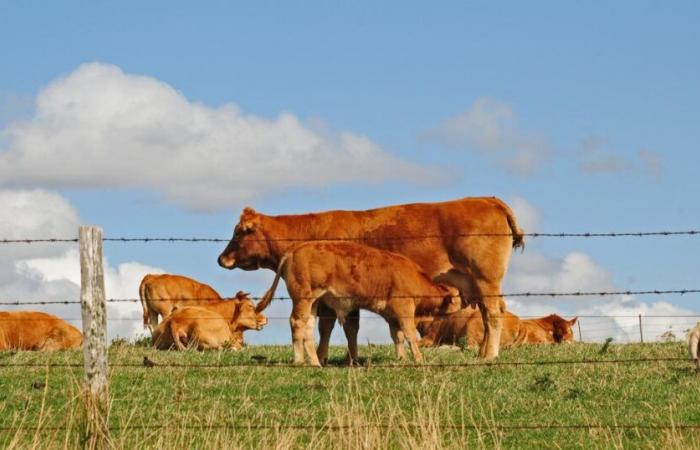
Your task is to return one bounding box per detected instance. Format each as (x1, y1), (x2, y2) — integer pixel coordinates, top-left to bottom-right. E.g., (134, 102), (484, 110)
(218, 208), (274, 271)
(552, 315), (578, 343)
(230, 298), (268, 332)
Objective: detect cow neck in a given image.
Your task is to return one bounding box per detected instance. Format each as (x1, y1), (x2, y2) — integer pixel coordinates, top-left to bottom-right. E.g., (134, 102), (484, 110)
(263, 213), (316, 267)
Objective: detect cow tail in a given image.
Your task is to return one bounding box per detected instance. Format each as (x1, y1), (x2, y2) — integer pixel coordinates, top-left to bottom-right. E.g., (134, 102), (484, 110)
(139, 276), (150, 328)
(493, 198), (525, 251)
(255, 254), (288, 313)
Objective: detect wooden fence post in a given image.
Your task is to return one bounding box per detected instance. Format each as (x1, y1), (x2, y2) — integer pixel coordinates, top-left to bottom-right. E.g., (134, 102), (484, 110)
(79, 226), (110, 449)
(577, 320), (583, 342)
(638, 314), (644, 343)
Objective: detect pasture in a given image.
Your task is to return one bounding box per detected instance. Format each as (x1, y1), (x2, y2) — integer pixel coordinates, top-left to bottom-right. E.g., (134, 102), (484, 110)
(1, 341), (698, 449)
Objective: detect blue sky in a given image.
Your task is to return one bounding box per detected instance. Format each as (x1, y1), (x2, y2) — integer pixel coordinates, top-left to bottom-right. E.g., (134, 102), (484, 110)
(1, 1), (698, 342)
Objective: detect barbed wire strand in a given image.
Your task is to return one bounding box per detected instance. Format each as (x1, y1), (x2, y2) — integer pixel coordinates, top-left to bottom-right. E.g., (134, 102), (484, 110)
(2, 229), (700, 244)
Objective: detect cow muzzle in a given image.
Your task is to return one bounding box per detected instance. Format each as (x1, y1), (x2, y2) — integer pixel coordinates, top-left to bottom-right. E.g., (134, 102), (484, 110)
(218, 254), (235, 269)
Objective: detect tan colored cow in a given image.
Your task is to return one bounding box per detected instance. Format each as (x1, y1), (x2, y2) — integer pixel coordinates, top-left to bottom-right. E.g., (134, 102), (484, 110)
(152, 298), (267, 350)
(687, 321), (700, 371)
(139, 273), (249, 333)
(418, 309), (577, 347)
(218, 197), (523, 359)
(0, 311), (82, 351)
(256, 241), (462, 366)
(417, 308), (522, 348)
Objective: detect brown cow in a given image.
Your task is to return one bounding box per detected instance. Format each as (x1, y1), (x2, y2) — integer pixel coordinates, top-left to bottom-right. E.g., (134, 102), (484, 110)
(139, 273), (249, 333)
(417, 309), (577, 347)
(152, 299), (267, 350)
(0, 311), (82, 351)
(255, 241), (462, 365)
(218, 197), (523, 359)
(417, 308), (522, 348)
(518, 314), (578, 344)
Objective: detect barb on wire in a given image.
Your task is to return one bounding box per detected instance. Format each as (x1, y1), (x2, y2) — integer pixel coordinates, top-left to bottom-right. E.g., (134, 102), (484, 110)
(2, 229), (700, 244)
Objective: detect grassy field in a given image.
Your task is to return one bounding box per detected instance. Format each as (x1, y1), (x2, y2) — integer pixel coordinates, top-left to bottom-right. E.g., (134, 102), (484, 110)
(0, 341), (699, 449)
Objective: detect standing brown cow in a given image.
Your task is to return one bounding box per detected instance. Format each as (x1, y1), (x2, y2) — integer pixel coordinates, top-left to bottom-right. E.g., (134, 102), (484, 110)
(0, 311), (83, 351)
(218, 197), (523, 359)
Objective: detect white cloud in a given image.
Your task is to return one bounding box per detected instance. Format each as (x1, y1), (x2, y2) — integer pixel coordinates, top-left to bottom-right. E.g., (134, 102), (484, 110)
(577, 136), (663, 179)
(421, 97), (552, 175)
(0, 63), (439, 211)
(0, 189), (165, 340)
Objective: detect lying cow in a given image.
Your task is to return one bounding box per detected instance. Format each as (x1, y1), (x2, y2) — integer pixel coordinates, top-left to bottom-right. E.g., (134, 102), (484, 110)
(417, 308), (522, 348)
(152, 298), (267, 350)
(256, 241), (462, 366)
(688, 321), (700, 371)
(218, 197), (524, 360)
(139, 273), (249, 333)
(418, 309), (577, 347)
(518, 314), (578, 344)
(0, 311), (83, 351)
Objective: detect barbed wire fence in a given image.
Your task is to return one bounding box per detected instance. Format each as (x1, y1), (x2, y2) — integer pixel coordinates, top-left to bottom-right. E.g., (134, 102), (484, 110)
(1, 226), (700, 442)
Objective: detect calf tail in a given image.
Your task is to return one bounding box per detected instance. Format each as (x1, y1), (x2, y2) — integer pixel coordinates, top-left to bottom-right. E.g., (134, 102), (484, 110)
(255, 254), (288, 313)
(139, 276), (150, 328)
(492, 198), (525, 251)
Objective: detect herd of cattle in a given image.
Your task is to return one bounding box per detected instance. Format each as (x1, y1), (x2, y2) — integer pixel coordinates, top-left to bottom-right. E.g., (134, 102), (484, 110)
(2, 196), (699, 367)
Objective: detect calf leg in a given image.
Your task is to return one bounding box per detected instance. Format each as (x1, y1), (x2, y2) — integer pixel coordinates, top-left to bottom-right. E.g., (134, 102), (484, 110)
(316, 300), (336, 366)
(398, 318), (423, 363)
(342, 309), (360, 365)
(290, 299), (321, 367)
(389, 323), (406, 360)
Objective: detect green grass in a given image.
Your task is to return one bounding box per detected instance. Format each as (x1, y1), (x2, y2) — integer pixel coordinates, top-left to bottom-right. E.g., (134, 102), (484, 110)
(1, 342), (699, 449)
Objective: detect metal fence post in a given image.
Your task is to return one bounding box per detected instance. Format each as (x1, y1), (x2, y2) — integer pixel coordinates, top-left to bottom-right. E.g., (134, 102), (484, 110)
(79, 226), (110, 449)
(638, 314), (644, 343)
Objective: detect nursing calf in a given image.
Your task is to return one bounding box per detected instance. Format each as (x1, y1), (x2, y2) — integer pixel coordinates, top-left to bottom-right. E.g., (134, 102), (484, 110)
(152, 298), (267, 350)
(139, 273), (249, 332)
(0, 311), (82, 351)
(256, 241), (462, 366)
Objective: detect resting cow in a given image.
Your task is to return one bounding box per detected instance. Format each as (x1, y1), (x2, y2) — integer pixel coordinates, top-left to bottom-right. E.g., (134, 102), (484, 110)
(218, 197), (523, 359)
(417, 309), (577, 347)
(255, 241), (462, 365)
(417, 308), (522, 348)
(688, 322), (700, 371)
(0, 311), (82, 351)
(152, 298), (267, 350)
(517, 315), (577, 344)
(139, 273), (249, 333)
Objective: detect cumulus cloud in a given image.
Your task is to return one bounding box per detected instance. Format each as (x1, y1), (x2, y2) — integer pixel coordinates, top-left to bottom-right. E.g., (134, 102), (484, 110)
(504, 201), (695, 342)
(0, 189), (165, 340)
(421, 97), (552, 175)
(0, 63), (439, 211)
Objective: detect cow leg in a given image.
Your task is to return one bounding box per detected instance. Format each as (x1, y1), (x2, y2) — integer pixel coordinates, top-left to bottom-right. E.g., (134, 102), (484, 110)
(342, 309), (360, 365)
(316, 300), (336, 366)
(476, 282), (504, 359)
(389, 323), (406, 360)
(398, 318), (423, 363)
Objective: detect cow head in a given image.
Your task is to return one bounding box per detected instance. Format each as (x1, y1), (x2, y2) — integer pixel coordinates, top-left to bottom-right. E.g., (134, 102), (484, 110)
(218, 208), (273, 271)
(552, 316), (578, 343)
(230, 298), (268, 332)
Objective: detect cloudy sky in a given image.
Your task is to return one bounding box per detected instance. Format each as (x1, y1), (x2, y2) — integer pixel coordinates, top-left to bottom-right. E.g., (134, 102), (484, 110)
(1, 2), (699, 344)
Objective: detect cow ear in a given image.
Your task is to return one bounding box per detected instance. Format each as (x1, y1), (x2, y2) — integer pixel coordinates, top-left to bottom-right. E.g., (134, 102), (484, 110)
(239, 209), (261, 232)
(570, 316), (578, 325)
(234, 291), (250, 300)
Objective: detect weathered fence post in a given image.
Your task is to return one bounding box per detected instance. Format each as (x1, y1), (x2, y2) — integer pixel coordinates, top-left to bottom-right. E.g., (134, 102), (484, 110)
(577, 320), (582, 342)
(638, 314), (644, 343)
(79, 226), (110, 449)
